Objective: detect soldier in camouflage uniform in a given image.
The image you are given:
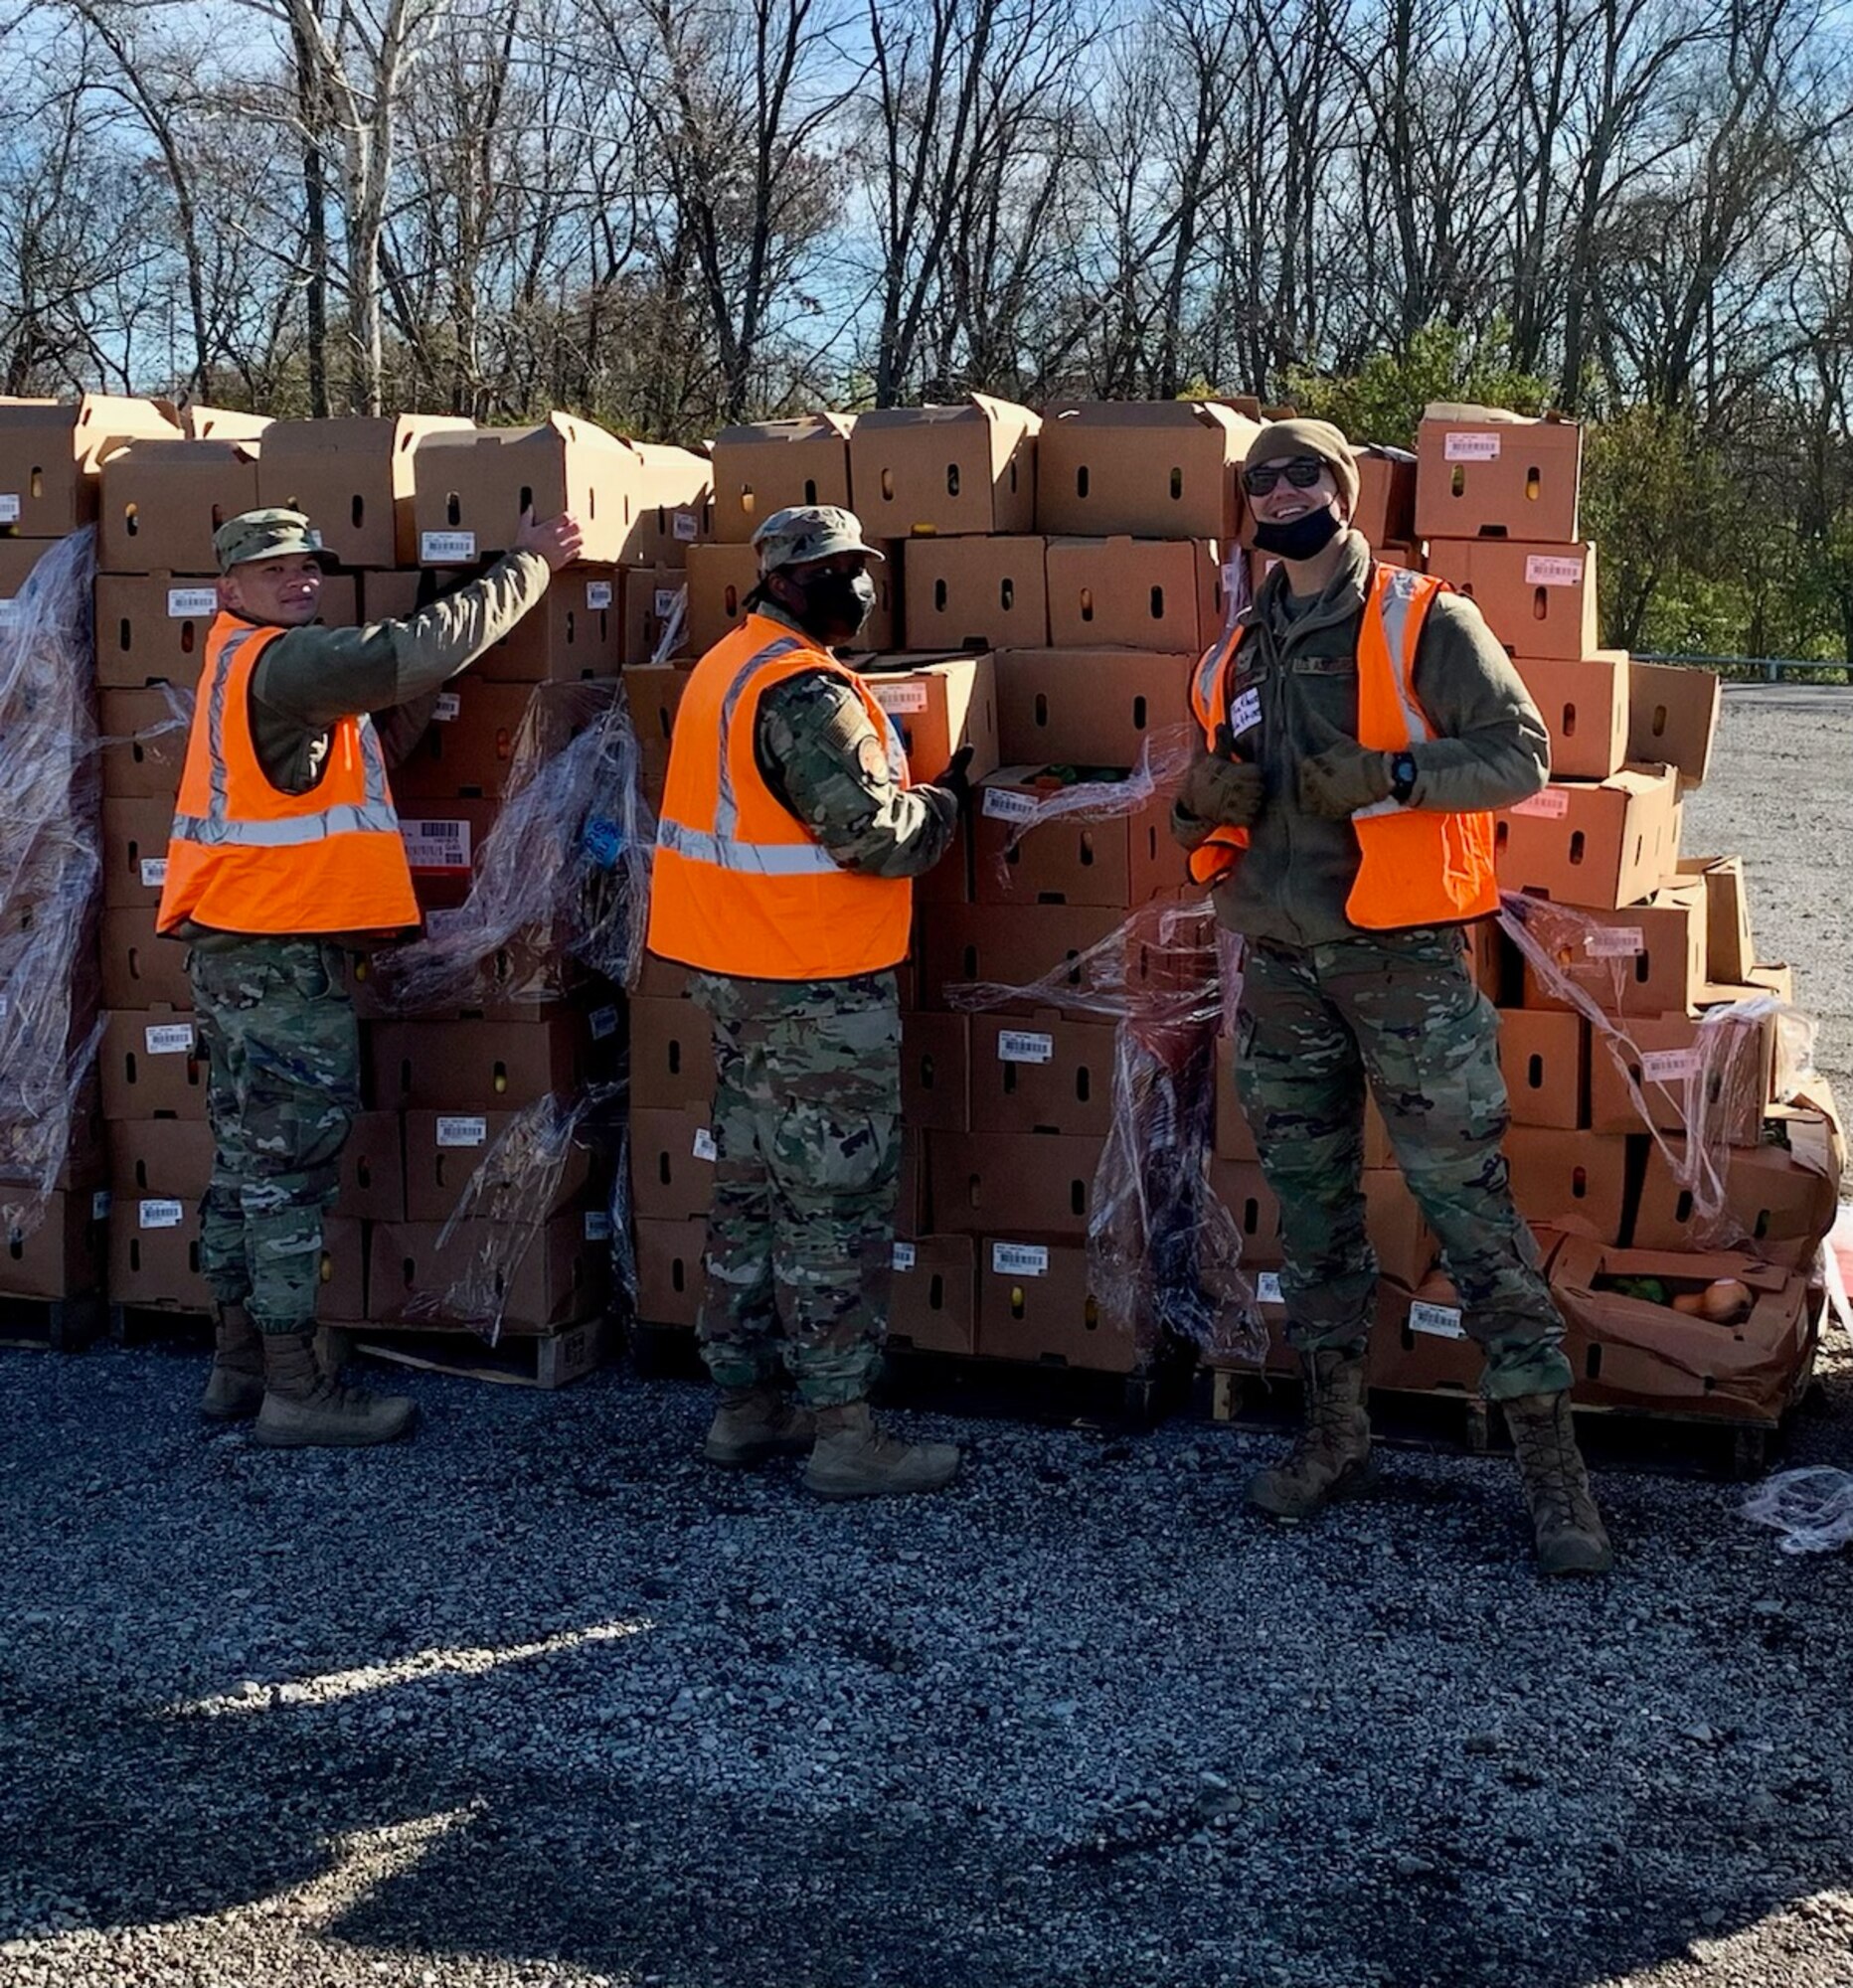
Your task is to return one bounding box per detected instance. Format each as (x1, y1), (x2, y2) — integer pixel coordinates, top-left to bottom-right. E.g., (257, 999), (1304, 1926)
(648, 507), (967, 1498)
(1173, 421), (1611, 1574)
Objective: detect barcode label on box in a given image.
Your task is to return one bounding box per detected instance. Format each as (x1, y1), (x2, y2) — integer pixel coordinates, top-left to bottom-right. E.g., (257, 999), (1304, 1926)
(693, 1127), (717, 1162)
(1525, 555), (1585, 587)
(432, 693), (461, 722)
(423, 907), (467, 938)
(436, 1115), (487, 1147)
(421, 530), (476, 562)
(0, 494), (20, 522)
(1443, 432), (1501, 462)
(1586, 927), (1643, 958)
(981, 786), (1039, 823)
(1641, 1048), (1700, 1083)
(139, 858), (168, 888)
(871, 680), (929, 715)
(92, 1190), (111, 1222)
(1509, 789), (1570, 820)
(167, 586), (218, 617)
(998, 1030), (1054, 1065)
(653, 588), (680, 618)
(586, 580), (613, 609)
(590, 1005), (619, 1041)
(402, 819), (471, 871)
(1410, 1300), (1466, 1339)
(893, 1242), (917, 1272)
(144, 1023), (194, 1055)
(992, 1241), (1049, 1277)
(585, 1210), (613, 1242)
(139, 1198), (184, 1231)
(1257, 1270), (1283, 1304)
(672, 510), (699, 543)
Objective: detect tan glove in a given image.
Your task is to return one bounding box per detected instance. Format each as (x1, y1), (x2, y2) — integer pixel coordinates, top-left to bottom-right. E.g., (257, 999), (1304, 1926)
(1177, 752), (1264, 831)
(1297, 737), (1395, 819)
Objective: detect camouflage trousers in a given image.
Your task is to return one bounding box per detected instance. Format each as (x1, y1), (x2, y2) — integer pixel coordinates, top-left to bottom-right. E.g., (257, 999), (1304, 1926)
(1233, 926), (1574, 1402)
(189, 938), (360, 1335)
(690, 968), (901, 1409)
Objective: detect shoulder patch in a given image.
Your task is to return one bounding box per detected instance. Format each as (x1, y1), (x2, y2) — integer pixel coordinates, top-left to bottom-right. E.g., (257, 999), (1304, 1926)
(857, 733), (891, 782)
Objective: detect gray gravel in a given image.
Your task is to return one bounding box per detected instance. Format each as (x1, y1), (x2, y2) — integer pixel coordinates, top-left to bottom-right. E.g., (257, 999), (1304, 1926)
(5, 684), (1853, 1988)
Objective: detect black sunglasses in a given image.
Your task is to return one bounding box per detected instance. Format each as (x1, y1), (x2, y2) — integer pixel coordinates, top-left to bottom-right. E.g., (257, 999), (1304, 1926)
(1243, 456), (1327, 496)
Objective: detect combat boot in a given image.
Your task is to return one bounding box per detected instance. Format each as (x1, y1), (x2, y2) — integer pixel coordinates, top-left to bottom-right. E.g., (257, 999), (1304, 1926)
(200, 1302), (265, 1421)
(1247, 1346), (1378, 1521)
(252, 1331), (419, 1449)
(802, 1401), (961, 1500)
(703, 1385), (815, 1468)
(1503, 1391), (1613, 1575)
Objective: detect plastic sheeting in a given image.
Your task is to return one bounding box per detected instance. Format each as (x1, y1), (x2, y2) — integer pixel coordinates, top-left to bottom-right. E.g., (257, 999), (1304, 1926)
(0, 531), (104, 1232)
(1743, 1466), (1853, 1554)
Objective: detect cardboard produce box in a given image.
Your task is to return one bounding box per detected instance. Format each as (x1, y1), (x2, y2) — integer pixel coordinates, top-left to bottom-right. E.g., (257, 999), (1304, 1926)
(102, 796), (176, 907)
(0, 394), (181, 536)
(337, 1111), (406, 1222)
(1427, 541), (1599, 661)
(621, 565), (685, 665)
(629, 995), (718, 1111)
(1371, 1271), (1485, 1395)
(901, 1011), (970, 1134)
(1415, 407), (1582, 544)
(1497, 1008), (1588, 1129)
(1045, 537), (1228, 652)
(94, 573), (357, 690)
(98, 438), (262, 575)
(1678, 856), (1756, 985)
(182, 407), (270, 442)
(1494, 764), (1680, 911)
(99, 1008), (207, 1120)
(0, 541), (50, 619)
(927, 1130), (1100, 1238)
(1503, 1126), (1630, 1242)
(393, 678), (619, 799)
(904, 534), (1048, 650)
(402, 1108), (595, 1225)
(0, 1191), (107, 1300)
(711, 413), (854, 543)
(1364, 1168), (1439, 1289)
(1511, 653), (1628, 781)
(1353, 445), (1418, 548)
(369, 1015), (608, 1112)
(915, 904), (1126, 1013)
(1628, 660), (1720, 789)
(994, 647), (1194, 766)
(1519, 878), (1707, 1018)
(862, 652), (999, 784)
(629, 1104), (716, 1222)
(475, 566), (623, 683)
(255, 414), (473, 566)
(1586, 1009), (1774, 1144)
(975, 1237), (1137, 1371)
(890, 1235), (977, 1355)
(683, 541), (761, 657)
(1633, 1128), (1838, 1268)
(98, 686), (193, 798)
(633, 1214), (707, 1327)
(849, 395), (1038, 539)
(101, 906), (191, 1010)
(973, 769), (1172, 909)
(108, 1116), (213, 1198)
(107, 1198), (371, 1317)
(966, 1012), (1114, 1139)
(1036, 401), (1258, 540)
(398, 799), (499, 912)
(369, 1214), (608, 1332)
(1207, 1160), (1283, 1266)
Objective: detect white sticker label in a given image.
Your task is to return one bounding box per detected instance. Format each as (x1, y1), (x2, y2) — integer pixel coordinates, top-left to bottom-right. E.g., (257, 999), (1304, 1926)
(893, 1242), (917, 1272)
(586, 580), (613, 609)
(401, 819), (471, 871)
(1442, 432), (1501, 462)
(1410, 1300), (1466, 1339)
(1229, 684), (1263, 738)
(138, 1198), (184, 1231)
(998, 1030), (1054, 1065)
(653, 588), (680, 619)
(421, 530), (476, 562)
(1509, 789), (1570, 820)
(871, 680), (929, 715)
(423, 907), (467, 938)
(166, 586), (218, 617)
(584, 1210), (613, 1241)
(1257, 1270), (1283, 1304)
(590, 1005), (619, 1041)
(432, 693), (462, 722)
(0, 494), (20, 521)
(981, 786), (1040, 823)
(692, 1126), (717, 1162)
(1586, 926), (1643, 958)
(1641, 1048), (1700, 1083)
(1525, 555), (1585, 587)
(139, 858), (168, 888)
(92, 1189), (112, 1222)
(144, 1023), (194, 1055)
(992, 1241), (1050, 1277)
(672, 510), (698, 543)
(436, 1114), (487, 1147)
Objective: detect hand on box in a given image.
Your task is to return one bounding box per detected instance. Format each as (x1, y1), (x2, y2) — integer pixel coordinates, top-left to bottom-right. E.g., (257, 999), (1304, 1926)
(1178, 750), (1263, 830)
(515, 506), (585, 572)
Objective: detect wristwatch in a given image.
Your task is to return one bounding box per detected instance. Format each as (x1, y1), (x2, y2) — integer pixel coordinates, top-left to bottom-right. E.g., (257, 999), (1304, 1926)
(1389, 751), (1419, 803)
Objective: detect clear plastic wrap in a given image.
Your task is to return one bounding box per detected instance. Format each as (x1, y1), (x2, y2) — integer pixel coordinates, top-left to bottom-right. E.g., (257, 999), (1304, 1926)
(1743, 1466), (1853, 1554)
(373, 682), (656, 1013)
(651, 584), (688, 667)
(0, 530), (105, 1233)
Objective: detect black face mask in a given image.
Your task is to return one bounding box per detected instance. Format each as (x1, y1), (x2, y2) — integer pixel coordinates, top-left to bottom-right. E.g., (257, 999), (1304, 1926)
(791, 570), (877, 643)
(1251, 506), (1343, 561)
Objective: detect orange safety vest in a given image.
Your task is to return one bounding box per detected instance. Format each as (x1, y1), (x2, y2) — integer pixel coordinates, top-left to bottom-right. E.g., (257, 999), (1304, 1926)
(1186, 564), (1499, 929)
(647, 614), (914, 980)
(156, 614), (420, 938)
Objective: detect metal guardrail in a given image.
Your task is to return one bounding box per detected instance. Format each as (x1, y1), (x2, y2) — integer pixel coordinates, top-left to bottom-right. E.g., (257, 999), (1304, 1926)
(1631, 651), (1851, 684)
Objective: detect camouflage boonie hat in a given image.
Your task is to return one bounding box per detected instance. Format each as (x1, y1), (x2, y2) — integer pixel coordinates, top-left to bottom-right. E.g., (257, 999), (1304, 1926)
(213, 508), (336, 575)
(752, 505), (885, 575)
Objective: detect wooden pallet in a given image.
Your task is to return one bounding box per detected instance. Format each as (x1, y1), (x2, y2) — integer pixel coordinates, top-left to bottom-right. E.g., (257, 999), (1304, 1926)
(625, 1318), (706, 1382)
(110, 1301), (214, 1347)
(876, 1344), (1184, 1430)
(0, 1289), (109, 1353)
(347, 1315), (611, 1391)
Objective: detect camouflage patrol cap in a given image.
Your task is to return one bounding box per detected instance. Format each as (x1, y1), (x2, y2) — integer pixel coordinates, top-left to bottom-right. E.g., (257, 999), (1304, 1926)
(213, 508), (336, 575)
(752, 505), (886, 576)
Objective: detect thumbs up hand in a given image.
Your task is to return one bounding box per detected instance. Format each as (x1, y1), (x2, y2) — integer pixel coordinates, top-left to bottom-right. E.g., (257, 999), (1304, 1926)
(1297, 709), (1396, 819)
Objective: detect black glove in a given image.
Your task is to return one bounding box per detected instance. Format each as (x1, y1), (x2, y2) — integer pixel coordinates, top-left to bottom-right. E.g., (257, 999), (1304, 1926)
(934, 743), (975, 811)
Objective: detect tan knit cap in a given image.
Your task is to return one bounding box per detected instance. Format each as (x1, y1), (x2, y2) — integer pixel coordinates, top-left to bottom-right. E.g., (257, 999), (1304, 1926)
(1245, 418), (1360, 515)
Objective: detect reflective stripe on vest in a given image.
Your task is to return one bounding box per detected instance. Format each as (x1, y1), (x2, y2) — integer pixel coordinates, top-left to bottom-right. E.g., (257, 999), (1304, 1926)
(1349, 566), (1432, 823)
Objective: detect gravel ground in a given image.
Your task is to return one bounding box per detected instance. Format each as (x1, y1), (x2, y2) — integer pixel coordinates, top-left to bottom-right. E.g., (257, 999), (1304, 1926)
(4, 687), (1853, 1988)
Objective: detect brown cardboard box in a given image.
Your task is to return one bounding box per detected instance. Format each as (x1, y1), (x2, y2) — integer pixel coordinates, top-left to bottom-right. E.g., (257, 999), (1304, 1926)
(1207, 1160), (1283, 1266)
(99, 1008), (207, 1120)
(0, 540), (51, 615)
(98, 438), (262, 575)
(368, 1215), (607, 1331)
(862, 652), (999, 783)
(915, 905), (1127, 1014)
(890, 1235), (977, 1355)
(976, 1238), (1138, 1371)
(98, 686), (192, 798)
(101, 907), (191, 1009)
(1370, 1271), (1486, 1395)
(711, 413), (854, 543)
(1587, 1009), (1774, 1144)
(973, 771), (1171, 908)
(901, 1011), (970, 1134)
(904, 535), (1049, 650)
(1628, 660), (1720, 789)
(1426, 540), (1599, 660)
(1503, 1126), (1630, 1242)
(1036, 401), (1259, 540)
(1494, 764), (1680, 911)
(1518, 879), (1707, 1018)
(475, 566), (622, 683)
(107, 1195), (210, 1311)
(1045, 538), (1228, 652)
(393, 678), (619, 799)
(1415, 407), (1582, 544)
(255, 414), (473, 566)
(102, 797), (176, 907)
(398, 799), (499, 911)
(1511, 653), (1629, 781)
(94, 573), (357, 689)
(849, 396), (1038, 539)
(967, 1012), (1114, 1138)
(183, 407), (271, 442)
(368, 1016), (605, 1111)
(629, 1104), (715, 1222)
(993, 648), (1194, 767)
(1550, 1236), (1811, 1419)
(0, 1191), (107, 1299)
(1497, 1008), (1588, 1128)
(684, 541), (761, 656)
(0, 394), (181, 535)
(1677, 856), (1756, 985)
(927, 1131), (1100, 1238)
(624, 660), (690, 774)
(634, 1214), (707, 1327)
(402, 1109), (594, 1224)
(1354, 445), (1419, 547)
(621, 565), (685, 665)
(1363, 1168), (1439, 1288)
(628, 442), (715, 567)
(1633, 1130), (1838, 1268)
(337, 1112), (406, 1221)
(629, 996), (718, 1111)
(107, 1116), (213, 1198)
